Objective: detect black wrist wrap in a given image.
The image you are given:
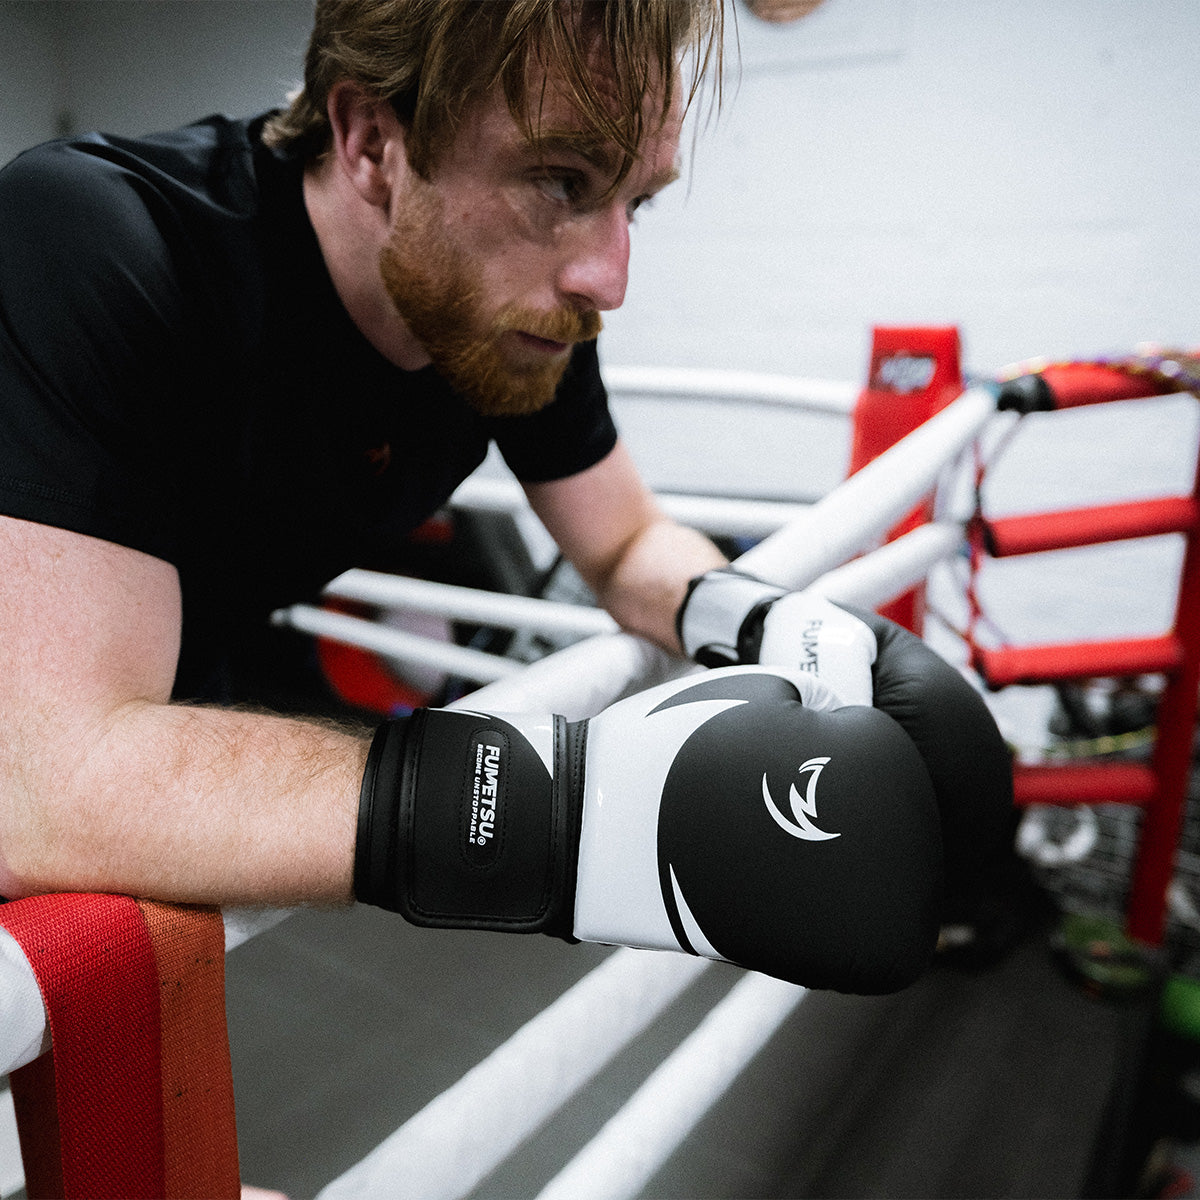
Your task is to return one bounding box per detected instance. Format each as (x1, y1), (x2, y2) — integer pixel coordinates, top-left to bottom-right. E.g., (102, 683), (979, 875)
(735, 596), (780, 665)
(355, 711), (588, 940)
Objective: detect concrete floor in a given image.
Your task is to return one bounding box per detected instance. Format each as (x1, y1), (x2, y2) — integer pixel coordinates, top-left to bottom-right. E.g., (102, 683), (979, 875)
(224, 902), (1153, 1200)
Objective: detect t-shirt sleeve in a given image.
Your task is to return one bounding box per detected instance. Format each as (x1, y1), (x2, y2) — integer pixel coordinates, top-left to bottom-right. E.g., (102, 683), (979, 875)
(0, 139), (199, 563)
(488, 338), (618, 483)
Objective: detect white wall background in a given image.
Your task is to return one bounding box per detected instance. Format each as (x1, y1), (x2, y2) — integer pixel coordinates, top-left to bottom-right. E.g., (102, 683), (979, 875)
(2, 0), (1196, 384)
(612, 0), (1200, 382)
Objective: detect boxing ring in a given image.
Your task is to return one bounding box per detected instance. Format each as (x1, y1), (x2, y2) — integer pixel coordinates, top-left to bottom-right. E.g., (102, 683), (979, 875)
(2, 337), (1198, 1199)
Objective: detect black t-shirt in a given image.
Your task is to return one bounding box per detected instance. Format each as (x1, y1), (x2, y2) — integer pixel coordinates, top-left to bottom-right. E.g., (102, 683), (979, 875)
(0, 115), (617, 698)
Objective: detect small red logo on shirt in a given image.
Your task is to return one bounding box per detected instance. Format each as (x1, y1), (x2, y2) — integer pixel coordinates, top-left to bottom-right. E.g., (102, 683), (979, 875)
(364, 443), (392, 475)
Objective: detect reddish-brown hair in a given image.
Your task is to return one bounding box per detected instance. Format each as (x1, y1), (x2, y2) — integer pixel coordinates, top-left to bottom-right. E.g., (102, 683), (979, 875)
(262, 0), (724, 182)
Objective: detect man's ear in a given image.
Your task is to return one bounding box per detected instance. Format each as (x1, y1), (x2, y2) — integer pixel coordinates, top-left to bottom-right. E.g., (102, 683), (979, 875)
(326, 80), (407, 207)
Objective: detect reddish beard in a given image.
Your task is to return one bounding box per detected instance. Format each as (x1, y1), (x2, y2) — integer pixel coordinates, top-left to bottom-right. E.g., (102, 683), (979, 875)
(378, 200), (601, 417)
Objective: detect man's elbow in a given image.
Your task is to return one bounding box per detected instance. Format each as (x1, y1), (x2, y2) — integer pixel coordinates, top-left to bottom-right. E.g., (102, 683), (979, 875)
(0, 720), (114, 898)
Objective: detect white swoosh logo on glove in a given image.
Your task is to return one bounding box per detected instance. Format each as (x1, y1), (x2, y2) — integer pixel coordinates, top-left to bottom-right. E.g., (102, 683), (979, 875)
(762, 756), (840, 842)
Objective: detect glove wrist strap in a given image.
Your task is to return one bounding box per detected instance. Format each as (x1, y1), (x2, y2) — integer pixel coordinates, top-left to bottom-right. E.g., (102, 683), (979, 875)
(548, 718), (589, 942)
(355, 711), (582, 937)
(677, 568), (787, 666)
(354, 718), (410, 912)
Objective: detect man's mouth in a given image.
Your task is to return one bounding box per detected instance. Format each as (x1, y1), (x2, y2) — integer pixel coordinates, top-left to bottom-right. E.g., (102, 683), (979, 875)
(513, 330), (571, 355)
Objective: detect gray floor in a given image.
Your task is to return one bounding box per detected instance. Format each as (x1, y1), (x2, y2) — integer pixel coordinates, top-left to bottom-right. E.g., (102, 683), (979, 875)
(225, 903), (1151, 1200)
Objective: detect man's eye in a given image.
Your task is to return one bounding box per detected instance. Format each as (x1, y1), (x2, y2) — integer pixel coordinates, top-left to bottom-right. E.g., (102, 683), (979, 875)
(536, 173), (585, 207)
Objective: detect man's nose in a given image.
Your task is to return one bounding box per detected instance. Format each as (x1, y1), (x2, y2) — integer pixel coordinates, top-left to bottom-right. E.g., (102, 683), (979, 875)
(558, 206), (630, 313)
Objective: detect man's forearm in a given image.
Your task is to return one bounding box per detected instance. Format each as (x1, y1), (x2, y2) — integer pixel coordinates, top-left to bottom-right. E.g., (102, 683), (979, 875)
(523, 442), (727, 655)
(593, 517), (727, 654)
(0, 700), (369, 906)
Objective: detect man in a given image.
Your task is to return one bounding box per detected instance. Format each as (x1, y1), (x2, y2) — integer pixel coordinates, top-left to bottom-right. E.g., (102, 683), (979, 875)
(0, 0), (737, 907)
(0, 0), (1010, 987)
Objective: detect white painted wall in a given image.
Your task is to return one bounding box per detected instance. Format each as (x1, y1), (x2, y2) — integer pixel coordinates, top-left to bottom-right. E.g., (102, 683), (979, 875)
(0, 0), (311, 152)
(605, 0), (1200, 381)
(2, 0), (1197, 385)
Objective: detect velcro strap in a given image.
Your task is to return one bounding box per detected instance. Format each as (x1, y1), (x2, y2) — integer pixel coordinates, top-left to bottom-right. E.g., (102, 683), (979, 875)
(358, 711), (565, 933)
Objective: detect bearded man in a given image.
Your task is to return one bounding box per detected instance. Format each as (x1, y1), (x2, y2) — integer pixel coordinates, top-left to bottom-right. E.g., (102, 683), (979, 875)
(0, 1), (733, 905)
(0, 0), (1011, 1015)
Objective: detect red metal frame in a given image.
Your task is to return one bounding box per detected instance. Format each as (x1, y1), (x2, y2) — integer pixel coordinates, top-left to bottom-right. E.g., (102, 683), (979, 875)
(972, 362), (1200, 945)
(984, 497), (1200, 557)
(1126, 446), (1200, 941)
(976, 635), (1185, 689)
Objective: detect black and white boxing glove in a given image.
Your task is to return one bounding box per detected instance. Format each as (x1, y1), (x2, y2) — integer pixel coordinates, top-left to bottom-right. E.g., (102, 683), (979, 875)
(356, 666), (943, 994)
(677, 569), (1013, 930)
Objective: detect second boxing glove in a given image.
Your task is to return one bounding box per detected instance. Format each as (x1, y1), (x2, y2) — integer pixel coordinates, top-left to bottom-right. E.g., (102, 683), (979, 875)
(677, 569), (1014, 933)
(356, 665), (943, 994)
(837, 606), (1015, 932)
(677, 568), (878, 705)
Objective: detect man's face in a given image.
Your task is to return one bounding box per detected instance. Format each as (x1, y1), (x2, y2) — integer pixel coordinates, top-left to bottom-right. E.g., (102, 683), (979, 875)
(379, 62), (682, 416)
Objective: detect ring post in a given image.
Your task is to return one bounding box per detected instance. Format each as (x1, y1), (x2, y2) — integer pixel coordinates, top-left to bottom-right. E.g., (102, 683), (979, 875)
(848, 326), (965, 631)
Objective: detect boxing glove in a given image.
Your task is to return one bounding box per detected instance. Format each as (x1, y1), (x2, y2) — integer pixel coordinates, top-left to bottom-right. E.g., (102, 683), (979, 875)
(677, 570), (1014, 928)
(677, 569), (877, 705)
(356, 665), (943, 994)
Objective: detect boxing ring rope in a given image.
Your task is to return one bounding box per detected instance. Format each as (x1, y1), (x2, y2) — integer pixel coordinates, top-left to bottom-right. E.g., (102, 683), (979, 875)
(0, 377), (995, 1200)
(273, 385), (993, 714)
(273, 516), (968, 714)
(451, 474), (812, 540)
(453, 362), (860, 538)
(600, 364), (860, 413)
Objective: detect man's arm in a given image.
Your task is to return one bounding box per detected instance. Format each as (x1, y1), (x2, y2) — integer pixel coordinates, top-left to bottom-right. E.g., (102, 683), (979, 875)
(522, 440), (727, 653)
(0, 515), (364, 905)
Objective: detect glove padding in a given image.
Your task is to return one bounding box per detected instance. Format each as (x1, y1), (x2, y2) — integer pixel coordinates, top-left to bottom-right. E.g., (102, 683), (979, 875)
(356, 666), (944, 994)
(840, 606), (1014, 928)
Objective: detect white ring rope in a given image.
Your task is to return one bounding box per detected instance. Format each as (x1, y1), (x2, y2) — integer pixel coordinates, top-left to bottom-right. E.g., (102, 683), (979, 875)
(322, 569), (620, 640)
(602, 364), (859, 414)
(315, 948), (711, 1200)
(267, 519), (971, 706)
(534, 972), (807, 1200)
(451, 476), (812, 541)
(804, 519), (966, 607)
(272, 604), (524, 684)
(737, 386), (994, 588)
